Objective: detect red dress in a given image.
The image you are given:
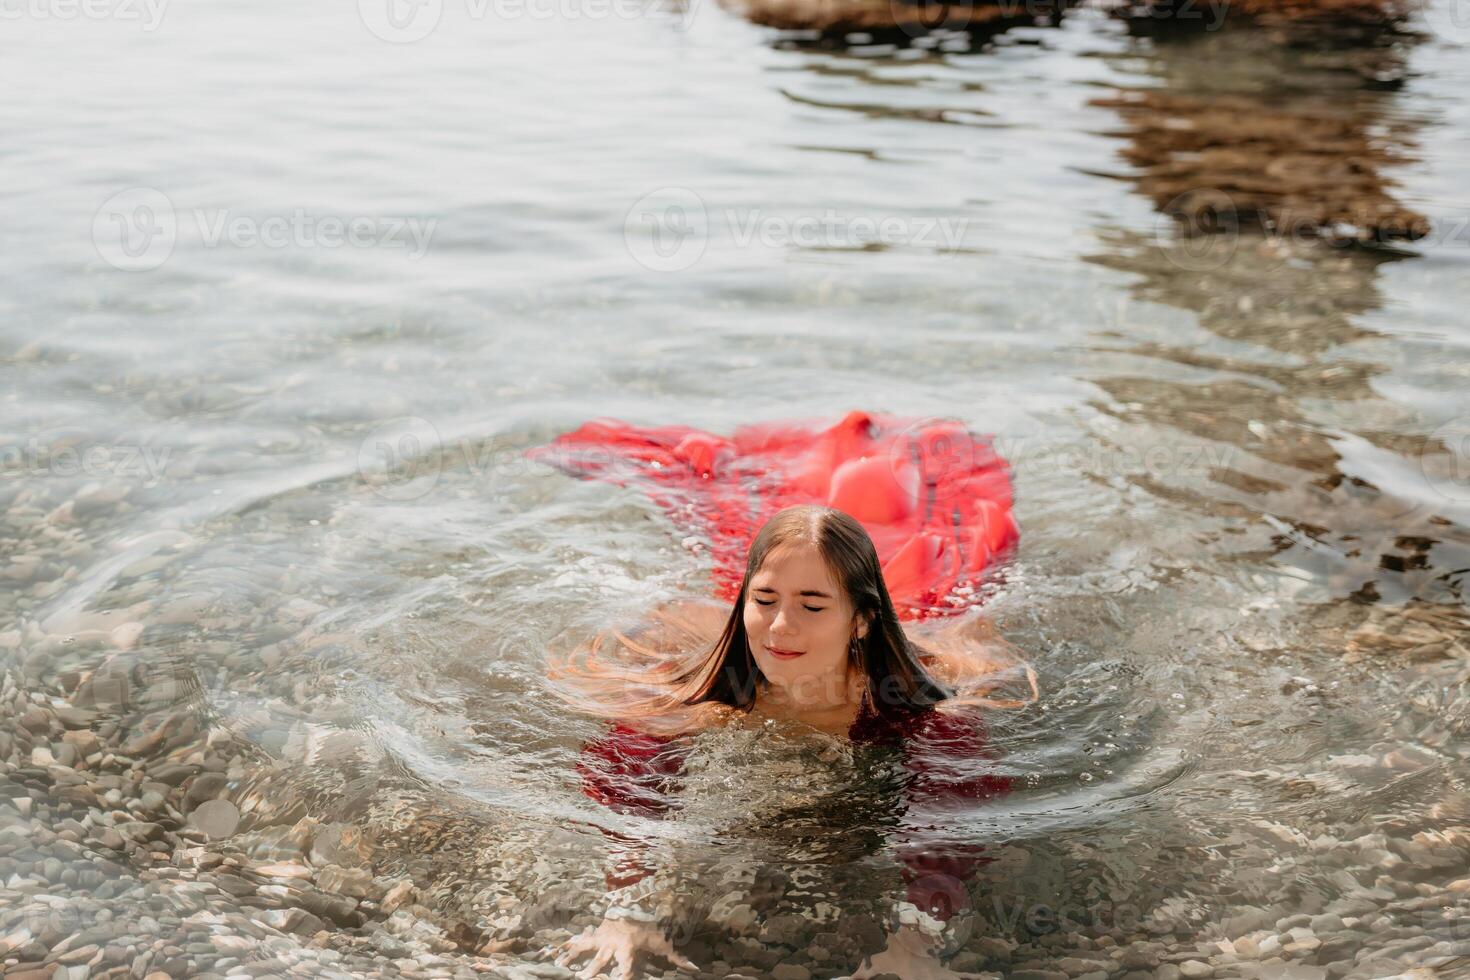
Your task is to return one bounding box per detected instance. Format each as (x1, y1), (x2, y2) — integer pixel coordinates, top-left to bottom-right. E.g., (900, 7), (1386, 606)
(578, 702), (1011, 922)
(528, 410), (1018, 620)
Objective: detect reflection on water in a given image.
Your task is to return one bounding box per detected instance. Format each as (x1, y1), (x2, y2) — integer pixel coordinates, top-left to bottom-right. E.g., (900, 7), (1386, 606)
(1091, 25), (1429, 241)
(2, 0), (1469, 975)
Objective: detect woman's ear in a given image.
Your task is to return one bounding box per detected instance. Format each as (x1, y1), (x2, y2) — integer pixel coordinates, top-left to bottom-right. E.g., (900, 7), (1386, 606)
(854, 611), (873, 640)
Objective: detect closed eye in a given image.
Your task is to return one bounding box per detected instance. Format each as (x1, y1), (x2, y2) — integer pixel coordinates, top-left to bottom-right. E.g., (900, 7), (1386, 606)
(751, 598), (826, 612)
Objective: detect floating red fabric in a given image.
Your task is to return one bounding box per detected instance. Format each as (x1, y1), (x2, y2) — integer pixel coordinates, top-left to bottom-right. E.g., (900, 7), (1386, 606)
(529, 410), (1018, 619)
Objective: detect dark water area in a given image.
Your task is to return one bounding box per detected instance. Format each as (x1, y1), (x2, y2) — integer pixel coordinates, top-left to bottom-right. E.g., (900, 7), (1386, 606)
(2, 0), (1468, 977)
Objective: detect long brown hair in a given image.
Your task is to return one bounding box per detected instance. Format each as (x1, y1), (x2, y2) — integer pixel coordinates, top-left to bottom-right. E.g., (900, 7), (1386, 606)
(546, 505), (1036, 735)
(671, 505), (950, 719)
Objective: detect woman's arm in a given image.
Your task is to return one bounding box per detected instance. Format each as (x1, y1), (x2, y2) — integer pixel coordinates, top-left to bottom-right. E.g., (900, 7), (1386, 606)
(893, 708), (1011, 925)
(845, 709), (1012, 980)
(577, 722), (690, 890)
(556, 723), (700, 980)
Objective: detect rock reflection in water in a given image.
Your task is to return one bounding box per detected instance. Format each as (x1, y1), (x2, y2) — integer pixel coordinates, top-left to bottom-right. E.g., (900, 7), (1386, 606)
(1092, 14), (1428, 242)
(1088, 228), (1470, 624)
(1086, 0), (1469, 664)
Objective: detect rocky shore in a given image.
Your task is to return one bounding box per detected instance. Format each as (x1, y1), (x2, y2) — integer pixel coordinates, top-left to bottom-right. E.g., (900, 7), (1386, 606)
(1113, 0), (1416, 39)
(718, 0), (1415, 45)
(718, 0), (1066, 36)
(3, 651), (1469, 980)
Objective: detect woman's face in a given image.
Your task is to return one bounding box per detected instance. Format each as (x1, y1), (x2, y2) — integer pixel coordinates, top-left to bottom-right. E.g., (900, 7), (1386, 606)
(744, 542), (868, 706)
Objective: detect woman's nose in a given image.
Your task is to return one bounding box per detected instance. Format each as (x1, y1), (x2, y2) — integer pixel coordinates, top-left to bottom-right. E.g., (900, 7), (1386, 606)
(770, 607), (796, 636)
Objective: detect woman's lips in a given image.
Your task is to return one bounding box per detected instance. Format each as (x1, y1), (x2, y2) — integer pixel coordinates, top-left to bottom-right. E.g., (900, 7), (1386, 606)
(765, 645), (805, 659)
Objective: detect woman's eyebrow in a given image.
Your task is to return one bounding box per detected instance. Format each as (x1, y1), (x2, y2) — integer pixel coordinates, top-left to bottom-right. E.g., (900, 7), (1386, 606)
(752, 586), (833, 598)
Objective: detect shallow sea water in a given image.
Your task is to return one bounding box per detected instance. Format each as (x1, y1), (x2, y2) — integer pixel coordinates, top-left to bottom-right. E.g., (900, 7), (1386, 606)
(2, 0), (1469, 976)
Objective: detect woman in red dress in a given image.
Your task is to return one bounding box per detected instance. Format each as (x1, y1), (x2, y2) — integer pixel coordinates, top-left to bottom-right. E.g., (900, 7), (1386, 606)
(535, 415), (1034, 980)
